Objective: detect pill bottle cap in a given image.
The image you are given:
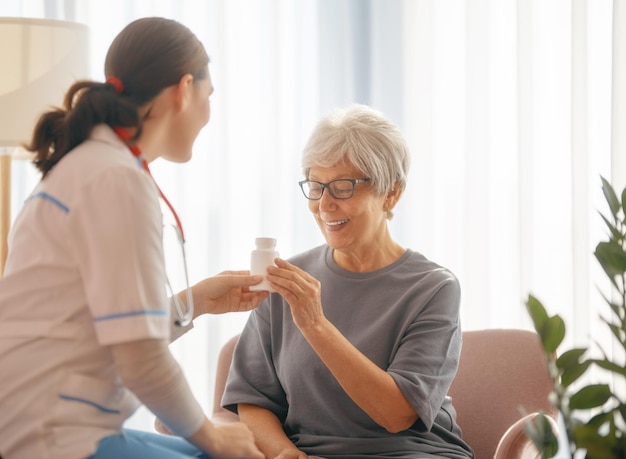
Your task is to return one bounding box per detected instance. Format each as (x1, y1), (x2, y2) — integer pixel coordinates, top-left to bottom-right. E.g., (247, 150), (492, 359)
(255, 237), (276, 249)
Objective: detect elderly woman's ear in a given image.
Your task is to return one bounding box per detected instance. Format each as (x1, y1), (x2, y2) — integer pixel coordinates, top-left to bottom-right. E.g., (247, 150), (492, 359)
(384, 187), (403, 219)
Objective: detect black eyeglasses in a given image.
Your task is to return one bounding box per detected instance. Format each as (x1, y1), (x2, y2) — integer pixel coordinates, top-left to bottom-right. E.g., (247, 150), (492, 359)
(298, 178), (371, 200)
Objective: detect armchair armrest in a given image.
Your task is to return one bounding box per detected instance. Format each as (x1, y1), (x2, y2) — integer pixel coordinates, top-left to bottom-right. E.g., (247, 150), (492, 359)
(494, 412), (558, 459)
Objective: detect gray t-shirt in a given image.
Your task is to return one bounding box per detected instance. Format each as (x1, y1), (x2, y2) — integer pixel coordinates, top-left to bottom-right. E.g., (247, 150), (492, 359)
(222, 245), (474, 459)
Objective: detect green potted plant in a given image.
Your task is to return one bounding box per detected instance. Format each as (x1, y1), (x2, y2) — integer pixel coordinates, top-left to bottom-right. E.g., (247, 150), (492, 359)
(524, 177), (626, 458)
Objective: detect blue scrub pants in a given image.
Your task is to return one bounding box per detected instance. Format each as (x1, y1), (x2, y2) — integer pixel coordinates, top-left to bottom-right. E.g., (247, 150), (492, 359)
(89, 429), (210, 458)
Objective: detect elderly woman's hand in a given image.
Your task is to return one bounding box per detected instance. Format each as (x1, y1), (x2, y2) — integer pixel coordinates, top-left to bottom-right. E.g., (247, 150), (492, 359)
(274, 447), (310, 459)
(266, 259), (325, 331)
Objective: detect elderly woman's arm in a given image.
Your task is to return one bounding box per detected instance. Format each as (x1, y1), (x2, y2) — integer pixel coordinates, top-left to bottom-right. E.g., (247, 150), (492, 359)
(238, 403), (309, 459)
(295, 317), (418, 433)
(266, 258), (419, 433)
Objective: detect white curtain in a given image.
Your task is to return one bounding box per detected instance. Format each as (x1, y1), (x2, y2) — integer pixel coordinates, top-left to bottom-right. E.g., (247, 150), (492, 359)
(2, 0), (622, 430)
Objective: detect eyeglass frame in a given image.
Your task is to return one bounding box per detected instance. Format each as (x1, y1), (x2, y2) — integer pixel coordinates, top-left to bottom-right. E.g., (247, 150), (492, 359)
(298, 178), (371, 200)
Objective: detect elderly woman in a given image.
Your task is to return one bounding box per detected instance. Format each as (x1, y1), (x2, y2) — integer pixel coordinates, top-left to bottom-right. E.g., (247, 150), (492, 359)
(222, 104), (474, 459)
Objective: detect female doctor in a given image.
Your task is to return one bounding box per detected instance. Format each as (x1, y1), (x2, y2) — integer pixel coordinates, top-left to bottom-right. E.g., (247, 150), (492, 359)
(0, 17), (265, 459)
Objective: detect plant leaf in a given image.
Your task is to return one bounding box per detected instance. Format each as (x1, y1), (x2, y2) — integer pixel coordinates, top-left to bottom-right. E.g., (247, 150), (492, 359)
(619, 404), (626, 425)
(561, 360), (592, 388)
(569, 384), (612, 410)
(586, 410), (612, 428)
(622, 185), (626, 220)
(595, 241), (626, 284)
(601, 176), (620, 217)
(599, 211), (622, 241)
(604, 301), (622, 322)
(523, 413), (559, 458)
(605, 322), (626, 349)
(556, 348), (587, 370)
(590, 358), (626, 377)
(540, 316), (566, 354)
(574, 422), (619, 459)
(526, 295), (549, 334)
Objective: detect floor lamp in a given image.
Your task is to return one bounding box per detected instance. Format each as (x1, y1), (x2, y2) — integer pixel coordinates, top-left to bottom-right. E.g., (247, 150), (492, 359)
(0, 18), (89, 276)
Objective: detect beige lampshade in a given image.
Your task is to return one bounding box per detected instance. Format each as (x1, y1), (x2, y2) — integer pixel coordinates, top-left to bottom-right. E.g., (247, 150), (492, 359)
(0, 17), (90, 149)
(0, 18), (89, 276)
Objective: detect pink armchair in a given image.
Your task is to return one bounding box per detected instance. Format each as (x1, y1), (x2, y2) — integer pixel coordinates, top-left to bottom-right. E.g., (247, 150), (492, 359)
(210, 329), (557, 458)
(448, 329), (557, 458)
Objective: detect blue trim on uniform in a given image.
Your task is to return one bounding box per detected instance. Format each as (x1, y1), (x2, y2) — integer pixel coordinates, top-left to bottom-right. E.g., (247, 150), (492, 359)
(58, 394), (121, 414)
(27, 192), (70, 213)
(94, 309), (168, 322)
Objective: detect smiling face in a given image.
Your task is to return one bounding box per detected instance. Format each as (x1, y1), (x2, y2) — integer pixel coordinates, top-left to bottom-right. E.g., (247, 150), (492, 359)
(307, 162), (403, 271)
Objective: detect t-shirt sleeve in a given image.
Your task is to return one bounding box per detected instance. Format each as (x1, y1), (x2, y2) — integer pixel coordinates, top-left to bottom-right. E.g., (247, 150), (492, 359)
(387, 276), (463, 432)
(70, 166), (170, 345)
(221, 305), (289, 420)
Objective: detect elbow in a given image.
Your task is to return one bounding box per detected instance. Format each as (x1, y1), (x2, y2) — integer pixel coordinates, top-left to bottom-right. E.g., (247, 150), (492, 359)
(381, 414), (418, 434)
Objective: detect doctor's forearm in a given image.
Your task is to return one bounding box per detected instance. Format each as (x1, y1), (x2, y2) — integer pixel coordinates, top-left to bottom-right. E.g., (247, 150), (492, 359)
(110, 339), (205, 437)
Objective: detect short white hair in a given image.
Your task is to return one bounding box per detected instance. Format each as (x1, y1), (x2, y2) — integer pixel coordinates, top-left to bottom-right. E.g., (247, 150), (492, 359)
(302, 104), (410, 198)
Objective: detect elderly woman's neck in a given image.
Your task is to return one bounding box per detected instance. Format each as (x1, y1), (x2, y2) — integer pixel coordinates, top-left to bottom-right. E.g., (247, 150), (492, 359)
(333, 240), (406, 272)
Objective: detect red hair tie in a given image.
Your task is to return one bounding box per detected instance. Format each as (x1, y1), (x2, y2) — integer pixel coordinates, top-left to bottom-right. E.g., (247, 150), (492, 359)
(106, 76), (124, 94)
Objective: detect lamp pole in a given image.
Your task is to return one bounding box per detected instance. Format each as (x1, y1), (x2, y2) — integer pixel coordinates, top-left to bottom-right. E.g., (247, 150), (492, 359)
(0, 150), (10, 276)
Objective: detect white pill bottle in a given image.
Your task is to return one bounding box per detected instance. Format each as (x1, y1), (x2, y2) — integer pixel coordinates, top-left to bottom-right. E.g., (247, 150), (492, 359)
(250, 237), (278, 292)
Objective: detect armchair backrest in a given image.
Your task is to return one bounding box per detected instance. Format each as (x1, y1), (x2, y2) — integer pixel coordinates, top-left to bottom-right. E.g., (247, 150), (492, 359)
(448, 329), (555, 459)
(211, 334), (240, 423)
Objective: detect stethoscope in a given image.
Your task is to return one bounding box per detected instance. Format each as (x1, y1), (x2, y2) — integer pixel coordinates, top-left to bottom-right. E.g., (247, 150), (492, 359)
(114, 127), (194, 327)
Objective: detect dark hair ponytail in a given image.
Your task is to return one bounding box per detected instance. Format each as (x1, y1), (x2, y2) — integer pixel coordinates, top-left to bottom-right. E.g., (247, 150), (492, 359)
(28, 80), (140, 176)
